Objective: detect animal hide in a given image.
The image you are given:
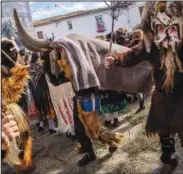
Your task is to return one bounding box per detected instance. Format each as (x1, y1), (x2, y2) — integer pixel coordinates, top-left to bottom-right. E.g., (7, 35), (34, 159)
(2, 65), (33, 170)
(2, 65), (30, 104)
(50, 34), (152, 93)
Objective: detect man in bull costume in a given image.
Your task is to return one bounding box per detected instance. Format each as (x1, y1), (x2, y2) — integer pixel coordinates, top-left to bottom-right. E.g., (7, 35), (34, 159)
(13, 9), (126, 167)
(105, 2), (183, 173)
(13, 7), (154, 166)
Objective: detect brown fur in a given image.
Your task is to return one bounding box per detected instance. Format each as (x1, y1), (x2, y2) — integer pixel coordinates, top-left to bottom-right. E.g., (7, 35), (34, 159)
(16, 136), (33, 172)
(2, 66), (33, 173)
(77, 101), (123, 147)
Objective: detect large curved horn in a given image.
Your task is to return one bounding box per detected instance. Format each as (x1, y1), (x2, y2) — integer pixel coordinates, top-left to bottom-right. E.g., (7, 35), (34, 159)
(13, 9), (50, 49)
(21, 40), (42, 52)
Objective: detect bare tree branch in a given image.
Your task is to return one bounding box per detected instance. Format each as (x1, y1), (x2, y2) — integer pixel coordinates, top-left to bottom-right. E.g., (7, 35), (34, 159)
(104, 12), (113, 18)
(105, 1), (133, 54)
(104, 1), (111, 9)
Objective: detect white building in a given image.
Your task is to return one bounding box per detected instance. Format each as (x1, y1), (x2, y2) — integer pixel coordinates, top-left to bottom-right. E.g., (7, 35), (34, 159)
(33, 2), (145, 40)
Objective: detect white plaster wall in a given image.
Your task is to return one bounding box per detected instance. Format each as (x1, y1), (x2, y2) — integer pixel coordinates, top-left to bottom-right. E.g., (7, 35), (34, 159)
(34, 2), (145, 39)
(128, 2), (145, 30)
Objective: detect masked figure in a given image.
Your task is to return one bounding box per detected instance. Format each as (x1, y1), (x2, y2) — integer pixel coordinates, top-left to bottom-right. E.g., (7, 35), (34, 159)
(104, 2), (183, 173)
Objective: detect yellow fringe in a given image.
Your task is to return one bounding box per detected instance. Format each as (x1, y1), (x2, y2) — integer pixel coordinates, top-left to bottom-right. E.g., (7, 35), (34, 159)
(4, 103), (31, 170)
(2, 65), (32, 172)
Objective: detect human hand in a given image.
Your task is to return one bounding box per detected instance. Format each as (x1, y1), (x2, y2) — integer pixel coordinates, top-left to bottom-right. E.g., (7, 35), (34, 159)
(2, 114), (20, 141)
(104, 56), (116, 69)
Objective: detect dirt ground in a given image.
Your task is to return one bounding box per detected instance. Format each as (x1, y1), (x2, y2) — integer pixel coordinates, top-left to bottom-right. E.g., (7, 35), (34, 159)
(2, 100), (183, 174)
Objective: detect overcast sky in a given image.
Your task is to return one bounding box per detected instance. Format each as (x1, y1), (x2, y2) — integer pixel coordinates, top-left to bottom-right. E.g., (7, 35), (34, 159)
(30, 2), (107, 21)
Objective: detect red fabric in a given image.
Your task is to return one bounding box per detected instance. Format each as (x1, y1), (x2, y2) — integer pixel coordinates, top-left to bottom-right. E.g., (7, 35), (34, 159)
(28, 102), (37, 118)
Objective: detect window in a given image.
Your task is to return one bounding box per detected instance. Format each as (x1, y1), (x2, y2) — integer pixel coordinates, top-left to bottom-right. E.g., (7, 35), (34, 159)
(95, 15), (103, 23)
(37, 31), (44, 39)
(95, 15), (105, 32)
(139, 6), (144, 17)
(67, 21), (73, 30)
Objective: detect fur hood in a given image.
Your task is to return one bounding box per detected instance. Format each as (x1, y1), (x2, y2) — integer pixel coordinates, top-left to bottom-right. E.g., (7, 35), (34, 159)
(141, 1), (183, 53)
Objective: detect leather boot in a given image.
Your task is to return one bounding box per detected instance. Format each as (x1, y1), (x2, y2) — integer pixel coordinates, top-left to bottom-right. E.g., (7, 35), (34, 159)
(77, 149), (96, 167)
(112, 118), (119, 127)
(159, 135), (178, 174)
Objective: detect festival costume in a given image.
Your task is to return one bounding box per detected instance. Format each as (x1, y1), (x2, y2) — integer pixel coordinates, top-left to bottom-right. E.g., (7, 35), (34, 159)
(109, 2), (183, 172)
(45, 75), (75, 135)
(2, 66), (33, 173)
(29, 61), (57, 133)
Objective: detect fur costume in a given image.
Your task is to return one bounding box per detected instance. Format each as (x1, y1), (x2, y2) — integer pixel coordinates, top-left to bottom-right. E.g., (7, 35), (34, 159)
(2, 65), (33, 173)
(102, 3), (183, 172)
(58, 50), (124, 147)
(109, 2), (183, 171)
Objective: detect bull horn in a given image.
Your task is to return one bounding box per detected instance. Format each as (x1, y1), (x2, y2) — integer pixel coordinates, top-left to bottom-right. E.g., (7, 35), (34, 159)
(21, 41), (42, 52)
(13, 9), (50, 49)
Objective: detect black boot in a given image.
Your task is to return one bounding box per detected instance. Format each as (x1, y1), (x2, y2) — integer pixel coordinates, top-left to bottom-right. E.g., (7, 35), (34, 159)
(49, 129), (57, 134)
(104, 120), (111, 127)
(159, 135), (178, 174)
(77, 150), (96, 167)
(38, 126), (45, 132)
(109, 146), (118, 153)
(112, 118), (119, 127)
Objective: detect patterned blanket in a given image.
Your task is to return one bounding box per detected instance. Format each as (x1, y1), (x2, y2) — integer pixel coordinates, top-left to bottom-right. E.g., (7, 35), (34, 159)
(51, 34), (152, 93)
(46, 75), (75, 135)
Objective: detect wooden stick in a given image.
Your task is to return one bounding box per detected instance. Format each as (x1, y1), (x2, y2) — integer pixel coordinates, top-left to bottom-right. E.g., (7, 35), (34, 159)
(1, 49), (16, 65)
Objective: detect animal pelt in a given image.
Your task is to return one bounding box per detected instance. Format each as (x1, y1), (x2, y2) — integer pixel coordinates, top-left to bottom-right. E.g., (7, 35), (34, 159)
(77, 101), (124, 147)
(2, 65), (30, 104)
(146, 90), (183, 145)
(2, 65), (33, 172)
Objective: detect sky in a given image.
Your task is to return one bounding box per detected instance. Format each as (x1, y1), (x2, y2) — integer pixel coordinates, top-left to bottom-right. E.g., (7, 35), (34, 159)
(29, 2), (107, 21)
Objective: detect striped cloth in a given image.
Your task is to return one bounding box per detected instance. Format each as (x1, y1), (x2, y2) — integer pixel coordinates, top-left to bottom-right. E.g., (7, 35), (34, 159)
(50, 34), (152, 94)
(50, 34), (134, 92)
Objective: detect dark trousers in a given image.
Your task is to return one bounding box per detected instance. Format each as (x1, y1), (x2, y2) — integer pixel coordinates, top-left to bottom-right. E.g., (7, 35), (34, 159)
(73, 96), (94, 153)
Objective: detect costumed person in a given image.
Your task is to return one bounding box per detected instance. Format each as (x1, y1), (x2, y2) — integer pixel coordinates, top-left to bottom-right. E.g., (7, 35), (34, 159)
(40, 50), (94, 162)
(99, 90), (127, 127)
(1, 38), (34, 173)
(40, 51), (75, 137)
(104, 2), (183, 173)
(28, 52), (57, 134)
(40, 50), (97, 166)
(56, 48), (124, 164)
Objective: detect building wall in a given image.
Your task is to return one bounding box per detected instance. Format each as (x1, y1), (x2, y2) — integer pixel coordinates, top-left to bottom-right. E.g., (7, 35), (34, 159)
(2, 2), (36, 49)
(34, 2), (144, 40)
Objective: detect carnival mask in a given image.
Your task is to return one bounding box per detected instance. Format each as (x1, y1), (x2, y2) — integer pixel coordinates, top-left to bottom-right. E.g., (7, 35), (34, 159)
(142, 2), (183, 93)
(152, 12), (183, 52)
